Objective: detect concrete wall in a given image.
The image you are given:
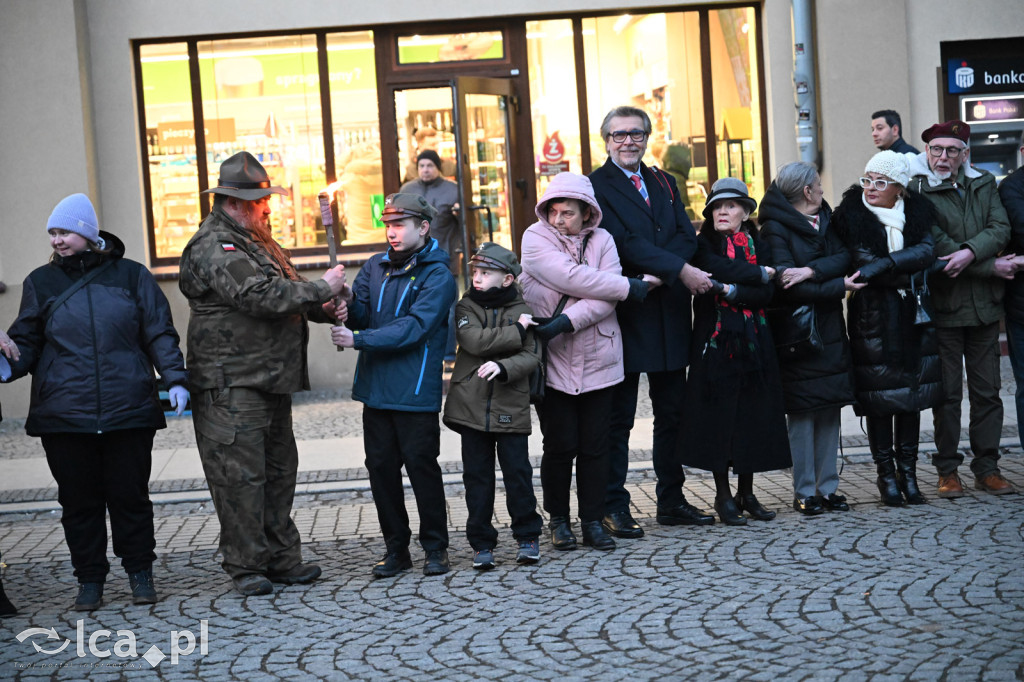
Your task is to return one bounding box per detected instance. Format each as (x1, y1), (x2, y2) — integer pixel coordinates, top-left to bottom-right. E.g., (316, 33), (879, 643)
(2, 0), (1023, 418)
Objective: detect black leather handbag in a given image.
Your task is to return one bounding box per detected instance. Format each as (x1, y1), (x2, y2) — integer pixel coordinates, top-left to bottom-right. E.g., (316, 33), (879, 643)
(910, 271), (933, 326)
(766, 304), (823, 361)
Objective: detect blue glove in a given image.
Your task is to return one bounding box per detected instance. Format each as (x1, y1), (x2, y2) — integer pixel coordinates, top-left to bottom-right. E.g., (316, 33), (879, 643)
(534, 314), (574, 341)
(168, 385), (190, 416)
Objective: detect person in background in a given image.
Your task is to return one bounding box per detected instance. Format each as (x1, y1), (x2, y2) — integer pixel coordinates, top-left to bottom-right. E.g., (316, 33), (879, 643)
(998, 132), (1024, 450)
(179, 152), (347, 596)
(4, 193), (188, 611)
(871, 110), (920, 155)
(442, 242), (543, 570)
(679, 178), (790, 526)
(833, 151), (942, 506)
(520, 171), (658, 552)
(908, 120), (1016, 497)
(759, 162), (857, 516)
(0, 330), (19, 617)
(332, 193), (458, 578)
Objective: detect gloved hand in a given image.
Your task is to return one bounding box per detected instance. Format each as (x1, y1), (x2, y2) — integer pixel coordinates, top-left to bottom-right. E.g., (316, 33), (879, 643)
(626, 277), (650, 302)
(534, 314), (574, 341)
(168, 385), (190, 416)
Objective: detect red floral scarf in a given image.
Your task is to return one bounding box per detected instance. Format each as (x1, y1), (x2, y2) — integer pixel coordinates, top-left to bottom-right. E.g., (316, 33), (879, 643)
(708, 230), (768, 359)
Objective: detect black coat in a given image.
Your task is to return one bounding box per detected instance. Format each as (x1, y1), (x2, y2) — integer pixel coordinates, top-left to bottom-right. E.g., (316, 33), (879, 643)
(999, 166), (1024, 323)
(832, 187), (943, 417)
(758, 184), (855, 414)
(5, 232), (187, 436)
(590, 158), (762, 373)
(678, 226), (792, 474)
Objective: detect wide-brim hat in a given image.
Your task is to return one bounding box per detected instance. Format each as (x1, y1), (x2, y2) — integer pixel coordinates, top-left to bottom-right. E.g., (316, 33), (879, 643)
(202, 151), (288, 200)
(702, 177), (756, 221)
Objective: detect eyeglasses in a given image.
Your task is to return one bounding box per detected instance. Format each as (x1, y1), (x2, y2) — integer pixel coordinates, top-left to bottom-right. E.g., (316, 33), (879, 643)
(859, 177), (897, 191)
(927, 144), (964, 158)
(608, 129), (648, 144)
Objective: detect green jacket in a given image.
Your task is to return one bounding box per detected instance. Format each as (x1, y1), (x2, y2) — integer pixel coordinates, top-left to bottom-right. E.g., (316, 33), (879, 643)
(911, 167), (1011, 327)
(178, 208), (334, 393)
(442, 288), (540, 435)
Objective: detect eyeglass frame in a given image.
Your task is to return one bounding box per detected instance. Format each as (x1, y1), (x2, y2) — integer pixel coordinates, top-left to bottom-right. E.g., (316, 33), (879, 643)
(926, 144), (965, 159)
(607, 129), (649, 144)
(859, 176), (899, 191)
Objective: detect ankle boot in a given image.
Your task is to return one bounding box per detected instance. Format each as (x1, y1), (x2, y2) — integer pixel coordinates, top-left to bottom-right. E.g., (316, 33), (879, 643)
(894, 413), (927, 505)
(875, 458), (905, 507)
(580, 520), (616, 551)
(548, 516), (577, 551)
(867, 416), (905, 507)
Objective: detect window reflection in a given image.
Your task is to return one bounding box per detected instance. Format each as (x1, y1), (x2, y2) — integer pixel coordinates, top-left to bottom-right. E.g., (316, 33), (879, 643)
(397, 32), (504, 64)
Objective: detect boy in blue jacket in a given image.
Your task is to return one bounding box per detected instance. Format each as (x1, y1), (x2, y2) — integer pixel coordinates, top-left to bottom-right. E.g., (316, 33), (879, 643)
(332, 193), (458, 578)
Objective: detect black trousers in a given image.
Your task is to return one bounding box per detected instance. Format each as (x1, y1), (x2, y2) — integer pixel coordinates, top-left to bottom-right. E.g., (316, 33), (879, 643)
(605, 370), (688, 512)
(460, 429), (542, 550)
(537, 386), (614, 522)
(363, 407), (449, 553)
(42, 429), (157, 583)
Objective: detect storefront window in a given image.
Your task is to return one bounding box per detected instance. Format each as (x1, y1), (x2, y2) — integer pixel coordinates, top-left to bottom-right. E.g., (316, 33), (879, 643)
(711, 7), (764, 203)
(326, 30), (385, 246)
(139, 43), (202, 259)
(526, 19), (582, 198)
(397, 31), (504, 65)
(198, 34), (326, 251)
(582, 11), (707, 219)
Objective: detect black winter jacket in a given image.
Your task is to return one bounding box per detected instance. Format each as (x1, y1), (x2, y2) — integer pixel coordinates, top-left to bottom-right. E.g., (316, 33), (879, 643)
(832, 187), (943, 417)
(5, 232), (187, 436)
(758, 184), (855, 414)
(999, 166), (1024, 323)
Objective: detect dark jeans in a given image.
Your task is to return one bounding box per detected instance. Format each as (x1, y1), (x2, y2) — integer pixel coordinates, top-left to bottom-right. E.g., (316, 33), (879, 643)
(537, 386), (614, 522)
(460, 430), (542, 550)
(42, 429), (157, 583)
(363, 407), (448, 553)
(605, 370), (687, 512)
(1006, 315), (1024, 449)
(932, 323), (1003, 476)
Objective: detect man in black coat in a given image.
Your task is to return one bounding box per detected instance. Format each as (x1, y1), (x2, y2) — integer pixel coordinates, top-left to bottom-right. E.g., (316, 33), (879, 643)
(999, 132), (1024, 450)
(589, 105), (717, 537)
(871, 109), (920, 155)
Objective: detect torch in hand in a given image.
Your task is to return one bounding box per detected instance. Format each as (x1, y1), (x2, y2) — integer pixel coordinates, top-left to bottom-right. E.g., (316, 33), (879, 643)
(318, 184), (346, 351)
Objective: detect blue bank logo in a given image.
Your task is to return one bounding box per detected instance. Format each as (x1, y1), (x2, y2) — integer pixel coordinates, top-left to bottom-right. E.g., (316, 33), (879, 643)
(950, 60), (974, 93)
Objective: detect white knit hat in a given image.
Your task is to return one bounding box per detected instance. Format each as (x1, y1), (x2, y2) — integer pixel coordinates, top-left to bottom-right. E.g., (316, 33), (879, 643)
(47, 193), (105, 248)
(864, 150), (910, 187)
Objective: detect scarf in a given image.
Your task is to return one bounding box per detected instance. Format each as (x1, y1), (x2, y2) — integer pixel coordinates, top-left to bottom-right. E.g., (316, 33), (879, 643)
(906, 151), (982, 188)
(467, 283), (518, 309)
(708, 230), (767, 366)
(862, 193), (906, 253)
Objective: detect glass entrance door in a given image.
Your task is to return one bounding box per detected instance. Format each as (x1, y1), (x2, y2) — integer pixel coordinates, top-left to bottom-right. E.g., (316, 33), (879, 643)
(453, 77), (517, 267)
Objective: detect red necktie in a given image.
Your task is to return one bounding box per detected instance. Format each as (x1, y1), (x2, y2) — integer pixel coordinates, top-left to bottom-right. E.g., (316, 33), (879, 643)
(631, 174), (650, 206)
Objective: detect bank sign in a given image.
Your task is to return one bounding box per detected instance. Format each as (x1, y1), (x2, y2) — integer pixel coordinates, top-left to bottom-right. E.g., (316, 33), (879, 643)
(948, 58), (1024, 94)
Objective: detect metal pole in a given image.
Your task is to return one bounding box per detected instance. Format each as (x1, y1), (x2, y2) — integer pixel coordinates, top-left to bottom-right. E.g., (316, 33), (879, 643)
(792, 0), (820, 167)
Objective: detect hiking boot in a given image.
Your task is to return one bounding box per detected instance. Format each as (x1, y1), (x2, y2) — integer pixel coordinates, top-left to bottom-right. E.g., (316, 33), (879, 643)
(937, 472), (965, 499)
(232, 574), (273, 596)
(371, 550), (412, 579)
(423, 550), (450, 576)
(73, 582), (104, 611)
(128, 569), (159, 605)
(268, 563), (322, 585)
(975, 472), (1015, 495)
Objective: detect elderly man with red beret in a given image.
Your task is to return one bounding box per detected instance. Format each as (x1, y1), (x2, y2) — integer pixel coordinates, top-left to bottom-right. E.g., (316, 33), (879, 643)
(908, 120), (1017, 498)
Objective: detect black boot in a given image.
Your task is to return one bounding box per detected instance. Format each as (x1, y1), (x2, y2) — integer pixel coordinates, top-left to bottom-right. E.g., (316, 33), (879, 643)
(580, 520), (616, 551)
(894, 413), (927, 505)
(867, 416), (905, 507)
(0, 581), (17, 618)
(548, 516), (578, 551)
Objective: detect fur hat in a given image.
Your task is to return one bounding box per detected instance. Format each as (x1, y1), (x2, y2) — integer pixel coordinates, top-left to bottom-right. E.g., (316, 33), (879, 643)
(702, 177), (756, 221)
(202, 151), (288, 200)
(864, 150), (911, 187)
(416, 150), (443, 171)
(47, 193), (105, 248)
(921, 120), (970, 144)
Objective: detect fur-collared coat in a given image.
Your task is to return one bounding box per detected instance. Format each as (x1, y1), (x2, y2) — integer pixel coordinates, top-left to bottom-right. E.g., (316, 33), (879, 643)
(832, 186), (943, 417)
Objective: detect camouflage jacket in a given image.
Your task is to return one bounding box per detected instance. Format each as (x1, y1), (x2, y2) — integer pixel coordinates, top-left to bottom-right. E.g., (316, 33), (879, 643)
(178, 208), (333, 394)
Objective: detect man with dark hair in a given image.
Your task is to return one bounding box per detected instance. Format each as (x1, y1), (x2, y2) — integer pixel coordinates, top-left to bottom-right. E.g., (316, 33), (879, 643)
(871, 109), (920, 154)
(589, 105), (717, 537)
(999, 131), (1024, 451)
(179, 152), (347, 596)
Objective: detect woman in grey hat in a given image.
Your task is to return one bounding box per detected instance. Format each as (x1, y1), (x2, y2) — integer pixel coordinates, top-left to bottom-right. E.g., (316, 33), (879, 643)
(677, 178), (791, 525)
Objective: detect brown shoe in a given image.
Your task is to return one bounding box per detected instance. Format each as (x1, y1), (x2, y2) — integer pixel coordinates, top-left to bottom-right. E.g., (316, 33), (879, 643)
(937, 472), (965, 498)
(974, 472), (1016, 495)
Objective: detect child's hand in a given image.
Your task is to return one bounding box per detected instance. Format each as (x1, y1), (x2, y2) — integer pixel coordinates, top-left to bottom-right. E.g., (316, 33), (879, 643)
(477, 361), (502, 381)
(518, 313), (536, 328)
(331, 325), (355, 348)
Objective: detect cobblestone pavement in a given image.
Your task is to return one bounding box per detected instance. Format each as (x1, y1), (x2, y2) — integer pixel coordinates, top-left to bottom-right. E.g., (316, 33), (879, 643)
(1, 455), (1022, 680)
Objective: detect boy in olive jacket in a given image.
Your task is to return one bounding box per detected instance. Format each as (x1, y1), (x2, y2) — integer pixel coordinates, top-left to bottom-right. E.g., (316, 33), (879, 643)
(442, 243), (543, 569)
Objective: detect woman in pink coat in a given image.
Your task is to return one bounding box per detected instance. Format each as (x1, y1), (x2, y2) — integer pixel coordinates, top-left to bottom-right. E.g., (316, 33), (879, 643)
(520, 172), (659, 552)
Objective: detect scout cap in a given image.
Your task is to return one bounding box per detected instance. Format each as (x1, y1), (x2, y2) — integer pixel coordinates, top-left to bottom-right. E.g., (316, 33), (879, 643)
(470, 242), (521, 277)
(381, 193), (437, 223)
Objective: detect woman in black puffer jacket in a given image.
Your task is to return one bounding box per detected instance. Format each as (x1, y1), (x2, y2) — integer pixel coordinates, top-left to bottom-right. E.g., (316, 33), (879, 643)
(759, 162), (857, 516)
(3, 194), (188, 612)
(832, 151), (942, 506)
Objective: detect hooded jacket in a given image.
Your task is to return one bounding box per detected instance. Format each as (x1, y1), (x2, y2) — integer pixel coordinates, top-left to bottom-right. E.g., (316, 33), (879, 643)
(442, 287), (540, 434)
(831, 186), (943, 416)
(6, 232), (187, 436)
(347, 238), (457, 412)
(520, 172), (630, 395)
(758, 184), (855, 414)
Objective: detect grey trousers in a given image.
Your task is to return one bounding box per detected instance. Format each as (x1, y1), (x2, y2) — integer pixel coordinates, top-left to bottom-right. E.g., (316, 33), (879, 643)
(787, 407), (841, 499)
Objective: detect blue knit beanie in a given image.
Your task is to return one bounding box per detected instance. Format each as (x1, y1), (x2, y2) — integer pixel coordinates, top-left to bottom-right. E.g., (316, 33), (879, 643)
(47, 193), (105, 248)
